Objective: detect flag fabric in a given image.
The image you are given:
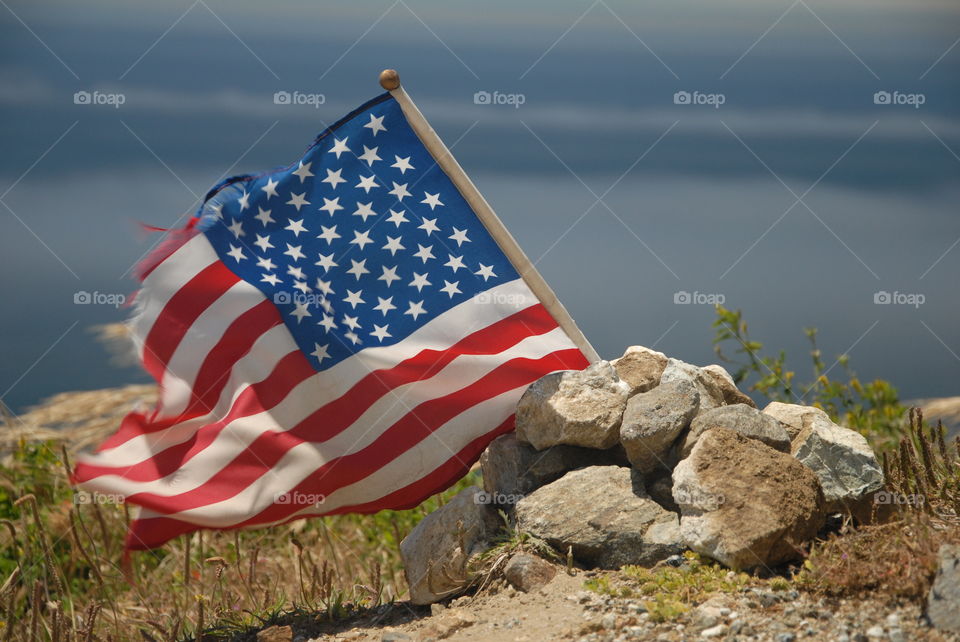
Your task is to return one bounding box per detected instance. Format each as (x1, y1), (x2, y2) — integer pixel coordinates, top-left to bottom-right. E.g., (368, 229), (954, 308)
(73, 91), (590, 550)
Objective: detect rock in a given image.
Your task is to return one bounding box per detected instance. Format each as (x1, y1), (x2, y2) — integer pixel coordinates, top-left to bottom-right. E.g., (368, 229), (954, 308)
(679, 404), (790, 459)
(865, 625), (885, 639)
(420, 610), (476, 640)
(672, 428), (826, 570)
(701, 624), (727, 638)
(620, 380), (700, 474)
(762, 401), (832, 441)
(503, 552), (557, 592)
(515, 466), (683, 569)
(927, 544), (960, 633)
(400, 486), (500, 604)
(646, 471), (680, 513)
(380, 632), (411, 642)
(256, 626), (293, 642)
(515, 361), (631, 450)
(611, 346), (668, 395)
(660, 358), (726, 411)
(790, 411), (884, 511)
(702, 364), (756, 408)
(479, 433), (623, 502)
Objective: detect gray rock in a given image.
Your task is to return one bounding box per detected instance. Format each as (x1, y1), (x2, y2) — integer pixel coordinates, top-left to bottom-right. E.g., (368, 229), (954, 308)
(660, 358), (726, 411)
(679, 403), (791, 459)
(762, 401), (832, 441)
(673, 428), (826, 570)
(479, 433), (624, 501)
(515, 466), (683, 569)
(620, 380), (700, 474)
(400, 486), (500, 604)
(646, 471), (680, 513)
(790, 411), (884, 511)
(515, 361), (631, 450)
(611, 346), (668, 395)
(927, 544), (960, 633)
(503, 552), (557, 592)
(702, 364), (756, 408)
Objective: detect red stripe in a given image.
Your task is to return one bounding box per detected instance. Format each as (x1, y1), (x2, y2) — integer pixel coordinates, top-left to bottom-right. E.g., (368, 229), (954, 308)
(75, 304), (559, 485)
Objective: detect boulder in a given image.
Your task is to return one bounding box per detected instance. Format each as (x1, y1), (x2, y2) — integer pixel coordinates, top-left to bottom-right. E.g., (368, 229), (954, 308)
(515, 361), (630, 450)
(611, 346), (668, 395)
(702, 364), (756, 408)
(479, 433), (624, 502)
(679, 404), (790, 459)
(620, 380), (700, 474)
(790, 411), (884, 511)
(927, 544), (960, 633)
(515, 466), (683, 569)
(400, 486), (500, 604)
(762, 401), (831, 441)
(672, 428), (826, 570)
(660, 358), (726, 411)
(503, 552), (557, 592)
(646, 471), (680, 513)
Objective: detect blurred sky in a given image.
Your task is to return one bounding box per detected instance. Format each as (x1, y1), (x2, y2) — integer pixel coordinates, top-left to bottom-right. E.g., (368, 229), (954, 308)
(1, 0), (959, 412)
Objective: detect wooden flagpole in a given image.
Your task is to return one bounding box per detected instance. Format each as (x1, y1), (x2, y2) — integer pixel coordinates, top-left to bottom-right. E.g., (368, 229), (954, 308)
(379, 69), (600, 363)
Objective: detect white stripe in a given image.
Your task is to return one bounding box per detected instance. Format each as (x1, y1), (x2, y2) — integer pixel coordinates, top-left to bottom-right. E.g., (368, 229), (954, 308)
(80, 327), (575, 522)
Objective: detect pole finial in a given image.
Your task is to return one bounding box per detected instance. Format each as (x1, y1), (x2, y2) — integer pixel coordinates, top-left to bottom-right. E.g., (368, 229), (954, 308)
(379, 69), (400, 91)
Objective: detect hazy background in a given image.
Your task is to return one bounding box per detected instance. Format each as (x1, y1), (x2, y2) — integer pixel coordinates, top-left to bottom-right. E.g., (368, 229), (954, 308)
(1, 0), (958, 413)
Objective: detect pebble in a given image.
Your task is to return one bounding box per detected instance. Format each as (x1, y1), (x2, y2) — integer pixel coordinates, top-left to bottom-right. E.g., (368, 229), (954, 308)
(885, 613), (900, 628)
(865, 625), (885, 638)
(601, 614), (617, 630)
(775, 633), (796, 642)
(700, 624), (727, 638)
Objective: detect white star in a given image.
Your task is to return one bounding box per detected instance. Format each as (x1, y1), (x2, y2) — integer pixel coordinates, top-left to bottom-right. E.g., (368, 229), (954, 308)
(355, 175), (378, 193)
(353, 202), (376, 221)
(344, 331), (362, 345)
(287, 192), (310, 211)
(409, 272), (431, 291)
(449, 228), (471, 246)
(254, 207), (275, 226)
(342, 314), (360, 330)
(413, 244), (435, 263)
(318, 313), (336, 332)
(378, 265), (400, 287)
(392, 155), (414, 174)
(418, 218), (439, 236)
(346, 258), (369, 279)
(315, 278), (334, 295)
(382, 235), (405, 255)
(293, 280), (311, 294)
(261, 273), (280, 286)
(285, 219), (307, 237)
(388, 182), (411, 201)
(292, 161), (314, 183)
(319, 197), (343, 216)
(315, 253), (337, 272)
(373, 296), (396, 315)
(227, 219), (245, 238)
(317, 225), (340, 244)
(421, 192), (444, 210)
(253, 234), (273, 252)
(329, 137), (350, 158)
(284, 243), (305, 261)
(286, 265), (305, 280)
(343, 289), (365, 308)
(226, 244), (246, 262)
(350, 229), (374, 250)
(440, 280), (461, 297)
(238, 191), (250, 211)
(321, 168), (346, 189)
(364, 114), (387, 136)
(445, 254), (466, 272)
(208, 202), (223, 220)
(310, 343), (330, 363)
(256, 256), (276, 271)
(475, 264), (497, 281)
(358, 145), (381, 166)
(319, 297), (333, 314)
(290, 301), (312, 323)
(261, 178), (279, 199)
(370, 324), (392, 342)
(386, 209), (408, 226)
(404, 300), (426, 320)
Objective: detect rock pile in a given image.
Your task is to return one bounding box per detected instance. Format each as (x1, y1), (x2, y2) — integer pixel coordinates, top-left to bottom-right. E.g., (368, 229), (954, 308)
(400, 347), (885, 604)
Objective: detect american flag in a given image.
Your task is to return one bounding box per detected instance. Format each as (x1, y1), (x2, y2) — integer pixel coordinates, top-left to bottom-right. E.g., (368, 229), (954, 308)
(73, 90), (590, 550)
